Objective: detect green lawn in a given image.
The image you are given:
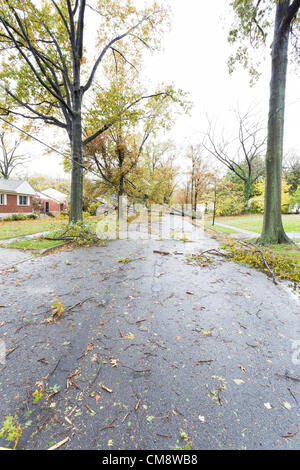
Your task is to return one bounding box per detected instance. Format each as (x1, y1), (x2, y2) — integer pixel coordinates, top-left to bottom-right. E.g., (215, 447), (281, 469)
(0, 217), (66, 240)
(205, 222), (240, 234)
(0, 238), (64, 251)
(0, 215), (105, 251)
(244, 237), (300, 267)
(268, 243), (300, 268)
(213, 214), (300, 233)
(0, 214), (102, 240)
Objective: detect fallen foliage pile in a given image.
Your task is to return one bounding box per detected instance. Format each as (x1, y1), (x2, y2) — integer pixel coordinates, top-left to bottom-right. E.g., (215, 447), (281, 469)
(222, 240), (300, 290)
(45, 221), (101, 246)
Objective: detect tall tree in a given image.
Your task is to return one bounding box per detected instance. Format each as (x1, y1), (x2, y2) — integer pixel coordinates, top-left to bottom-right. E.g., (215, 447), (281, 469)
(136, 140), (178, 205)
(186, 144), (203, 211)
(185, 144), (214, 213)
(84, 53), (186, 210)
(229, 0), (300, 244)
(203, 109), (266, 202)
(0, 0), (169, 222)
(0, 130), (27, 179)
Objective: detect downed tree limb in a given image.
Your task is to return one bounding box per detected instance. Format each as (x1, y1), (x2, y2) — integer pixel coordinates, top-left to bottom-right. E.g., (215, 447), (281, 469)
(198, 248), (228, 258)
(64, 297), (95, 315)
(204, 224), (299, 288)
(153, 250), (170, 256)
(44, 223), (101, 246)
(275, 372), (300, 384)
(6, 345), (19, 358)
(236, 240), (278, 285)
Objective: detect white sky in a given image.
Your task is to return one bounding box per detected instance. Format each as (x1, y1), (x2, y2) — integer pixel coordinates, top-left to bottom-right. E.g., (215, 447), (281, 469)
(19, 0), (300, 180)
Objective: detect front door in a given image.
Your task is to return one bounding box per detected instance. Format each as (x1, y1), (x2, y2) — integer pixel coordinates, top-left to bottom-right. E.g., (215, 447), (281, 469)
(45, 202), (49, 213)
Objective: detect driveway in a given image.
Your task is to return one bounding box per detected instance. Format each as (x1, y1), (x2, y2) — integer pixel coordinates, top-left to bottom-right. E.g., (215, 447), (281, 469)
(0, 215), (299, 450)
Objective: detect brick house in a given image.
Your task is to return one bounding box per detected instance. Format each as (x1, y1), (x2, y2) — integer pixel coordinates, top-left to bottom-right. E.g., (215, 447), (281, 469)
(36, 188), (68, 216)
(0, 179), (36, 217)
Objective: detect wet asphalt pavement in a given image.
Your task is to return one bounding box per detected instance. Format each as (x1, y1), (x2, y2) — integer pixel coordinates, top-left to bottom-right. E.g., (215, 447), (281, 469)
(0, 215), (300, 450)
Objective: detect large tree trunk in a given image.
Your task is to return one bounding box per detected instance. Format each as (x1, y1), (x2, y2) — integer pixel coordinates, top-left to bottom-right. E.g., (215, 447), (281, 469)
(258, 2), (291, 244)
(118, 174), (126, 221)
(194, 190), (198, 212)
(69, 110), (83, 223)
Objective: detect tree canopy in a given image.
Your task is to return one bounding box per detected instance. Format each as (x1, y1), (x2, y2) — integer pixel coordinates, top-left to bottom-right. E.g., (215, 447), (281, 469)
(0, 0), (172, 221)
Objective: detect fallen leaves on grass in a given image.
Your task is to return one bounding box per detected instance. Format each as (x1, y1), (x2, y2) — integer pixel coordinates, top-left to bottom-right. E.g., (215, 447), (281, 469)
(222, 240), (300, 289)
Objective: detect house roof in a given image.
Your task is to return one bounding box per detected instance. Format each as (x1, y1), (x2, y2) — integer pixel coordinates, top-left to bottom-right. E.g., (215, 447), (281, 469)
(36, 191), (55, 201)
(0, 179), (36, 196)
(41, 188), (68, 203)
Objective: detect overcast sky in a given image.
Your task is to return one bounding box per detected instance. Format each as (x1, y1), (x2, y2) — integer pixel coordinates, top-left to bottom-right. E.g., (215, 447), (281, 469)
(21, 0), (300, 179)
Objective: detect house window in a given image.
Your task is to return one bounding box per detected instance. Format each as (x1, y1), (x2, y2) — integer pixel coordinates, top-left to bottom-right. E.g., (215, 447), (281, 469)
(18, 195), (28, 206)
(0, 193), (6, 205)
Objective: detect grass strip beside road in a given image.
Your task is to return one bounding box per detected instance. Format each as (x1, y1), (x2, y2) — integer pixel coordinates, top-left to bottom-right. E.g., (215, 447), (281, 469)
(0, 217), (66, 240)
(0, 238), (62, 251)
(212, 214), (300, 233)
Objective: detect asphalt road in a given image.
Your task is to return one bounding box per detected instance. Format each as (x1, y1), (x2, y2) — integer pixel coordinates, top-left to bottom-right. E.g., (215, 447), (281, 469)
(0, 215), (300, 450)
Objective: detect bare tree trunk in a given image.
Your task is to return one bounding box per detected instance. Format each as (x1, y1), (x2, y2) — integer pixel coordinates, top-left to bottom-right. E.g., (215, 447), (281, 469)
(259, 2), (291, 244)
(212, 182), (217, 226)
(194, 190), (198, 213)
(185, 183), (189, 205)
(190, 175), (194, 209)
(118, 174), (125, 221)
(69, 88), (83, 223)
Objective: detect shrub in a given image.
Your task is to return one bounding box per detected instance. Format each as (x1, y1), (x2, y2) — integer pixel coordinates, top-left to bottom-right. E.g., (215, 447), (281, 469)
(11, 213), (26, 221)
(248, 197), (264, 214)
(60, 210), (69, 217)
(216, 195), (245, 216)
(87, 202), (100, 216)
(57, 211), (69, 220)
(2, 213), (37, 222)
(0, 414), (23, 449)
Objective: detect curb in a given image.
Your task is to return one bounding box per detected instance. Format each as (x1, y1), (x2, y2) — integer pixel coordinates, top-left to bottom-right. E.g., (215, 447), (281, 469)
(39, 242), (72, 256)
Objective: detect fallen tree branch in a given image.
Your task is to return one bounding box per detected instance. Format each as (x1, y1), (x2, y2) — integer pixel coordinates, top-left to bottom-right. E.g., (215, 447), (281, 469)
(64, 297), (95, 315)
(198, 248), (228, 258)
(275, 372), (300, 384)
(237, 240), (278, 285)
